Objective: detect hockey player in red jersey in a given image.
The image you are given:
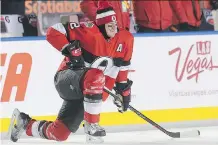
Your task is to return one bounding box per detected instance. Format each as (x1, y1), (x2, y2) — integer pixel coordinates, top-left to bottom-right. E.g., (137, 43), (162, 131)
(8, 1), (134, 143)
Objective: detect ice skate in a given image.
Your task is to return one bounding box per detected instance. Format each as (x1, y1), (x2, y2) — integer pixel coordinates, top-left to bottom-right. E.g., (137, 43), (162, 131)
(8, 108), (31, 142)
(84, 121), (106, 143)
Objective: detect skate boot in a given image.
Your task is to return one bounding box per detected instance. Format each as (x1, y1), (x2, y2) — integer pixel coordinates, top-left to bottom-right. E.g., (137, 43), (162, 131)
(84, 121), (106, 143)
(8, 108), (31, 142)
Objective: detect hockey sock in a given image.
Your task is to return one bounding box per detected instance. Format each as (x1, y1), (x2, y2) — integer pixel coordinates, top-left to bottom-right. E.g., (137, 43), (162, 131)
(84, 94), (102, 123)
(26, 120), (51, 139)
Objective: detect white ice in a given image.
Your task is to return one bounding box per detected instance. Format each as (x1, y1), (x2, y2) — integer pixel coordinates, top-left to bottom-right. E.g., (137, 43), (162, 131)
(1, 126), (218, 145)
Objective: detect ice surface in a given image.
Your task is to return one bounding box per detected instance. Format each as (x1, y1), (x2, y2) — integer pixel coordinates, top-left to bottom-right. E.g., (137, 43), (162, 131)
(1, 126), (218, 145)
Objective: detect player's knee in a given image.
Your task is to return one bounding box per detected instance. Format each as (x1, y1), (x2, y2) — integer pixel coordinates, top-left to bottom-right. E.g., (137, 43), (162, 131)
(82, 68), (105, 95)
(46, 120), (71, 141)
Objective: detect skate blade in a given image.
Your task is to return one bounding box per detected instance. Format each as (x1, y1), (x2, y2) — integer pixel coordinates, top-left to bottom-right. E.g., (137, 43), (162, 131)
(7, 108), (20, 141)
(86, 134), (104, 143)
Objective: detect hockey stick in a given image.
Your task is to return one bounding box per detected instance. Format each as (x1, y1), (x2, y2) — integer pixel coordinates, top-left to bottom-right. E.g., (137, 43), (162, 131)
(103, 87), (200, 138)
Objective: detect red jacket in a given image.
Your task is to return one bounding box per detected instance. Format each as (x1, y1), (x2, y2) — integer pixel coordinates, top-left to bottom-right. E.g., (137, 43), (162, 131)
(133, 1), (188, 30)
(173, 1), (207, 27)
(80, 0), (130, 30)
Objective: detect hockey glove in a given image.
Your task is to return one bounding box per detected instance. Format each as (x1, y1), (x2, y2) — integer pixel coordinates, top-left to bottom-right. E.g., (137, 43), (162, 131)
(61, 40), (85, 69)
(113, 80), (133, 113)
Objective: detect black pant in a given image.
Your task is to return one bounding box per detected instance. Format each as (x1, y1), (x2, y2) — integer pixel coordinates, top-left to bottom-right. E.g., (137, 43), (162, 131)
(22, 14), (38, 36)
(57, 99), (84, 133)
(173, 24), (200, 32)
(187, 25), (200, 31)
(54, 69), (87, 132)
(137, 25), (170, 33)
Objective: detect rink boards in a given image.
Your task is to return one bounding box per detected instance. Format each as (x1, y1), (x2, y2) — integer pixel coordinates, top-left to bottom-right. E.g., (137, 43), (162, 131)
(1, 32), (218, 133)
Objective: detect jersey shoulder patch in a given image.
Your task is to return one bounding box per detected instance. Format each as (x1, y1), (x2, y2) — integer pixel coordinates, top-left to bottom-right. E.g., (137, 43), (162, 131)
(85, 21), (94, 28)
(81, 21), (94, 28)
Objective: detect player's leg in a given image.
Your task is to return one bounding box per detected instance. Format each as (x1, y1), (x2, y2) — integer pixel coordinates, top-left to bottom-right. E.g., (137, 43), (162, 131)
(27, 99), (84, 141)
(82, 68), (106, 142)
(36, 69), (85, 140)
(8, 108), (66, 142)
(25, 117), (72, 141)
(56, 99), (84, 134)
(18, 100), (84, 142)
(56, 68), (106, 141)
(9, 69), (85, 142)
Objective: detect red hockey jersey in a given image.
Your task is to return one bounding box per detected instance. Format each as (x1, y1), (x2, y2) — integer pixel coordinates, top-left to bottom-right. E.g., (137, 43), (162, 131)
(46, 22), (134, 101)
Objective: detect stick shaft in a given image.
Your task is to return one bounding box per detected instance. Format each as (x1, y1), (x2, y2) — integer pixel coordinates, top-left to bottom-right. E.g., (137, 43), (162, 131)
(103, 87), (180, 138)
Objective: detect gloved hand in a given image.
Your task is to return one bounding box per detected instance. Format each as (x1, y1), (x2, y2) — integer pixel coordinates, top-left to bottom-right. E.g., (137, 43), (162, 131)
(61, 40), (81, 56)
(61, 40), (85, 69)
(113, 80), (133, 113)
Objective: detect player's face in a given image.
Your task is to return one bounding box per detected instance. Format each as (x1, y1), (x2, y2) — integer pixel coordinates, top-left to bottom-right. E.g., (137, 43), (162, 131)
(105, 22), (118, 38)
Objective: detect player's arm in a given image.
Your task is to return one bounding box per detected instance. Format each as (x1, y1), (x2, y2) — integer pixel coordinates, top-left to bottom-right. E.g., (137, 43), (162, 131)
(114, 34), (134, 113)
(80, 0), (98, 21)
(116, 34), (134, 84)
(46, 23), (85, 69)
(46, 23), (75, 51)
(46, 23), (69, 51)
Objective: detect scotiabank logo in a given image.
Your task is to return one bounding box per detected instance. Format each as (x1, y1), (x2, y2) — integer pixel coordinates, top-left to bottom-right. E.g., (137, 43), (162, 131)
(0, 53), (32, 102)
(169, 41), (218, 83)
(25, 1), (81, 15)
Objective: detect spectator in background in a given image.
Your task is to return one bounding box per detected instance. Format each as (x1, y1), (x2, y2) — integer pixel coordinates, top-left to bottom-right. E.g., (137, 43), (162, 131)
(172, 0), (218, 32)
(1, 0), (38, 36)
(80, 0), (131, 31)
(22, 14), (38, 36)
(209, 0), (218, 30)
(172, 0), (204, 31)
(200, 1), (216, 31)
(132, 1), (188, 33)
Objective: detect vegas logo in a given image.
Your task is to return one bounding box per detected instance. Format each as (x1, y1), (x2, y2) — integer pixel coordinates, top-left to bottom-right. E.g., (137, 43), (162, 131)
(169, 41), (218, 83)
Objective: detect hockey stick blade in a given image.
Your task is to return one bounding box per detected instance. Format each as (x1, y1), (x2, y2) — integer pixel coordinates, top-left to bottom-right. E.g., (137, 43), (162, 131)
(103, 87), (200, 138)
(179, 130), (200, 138)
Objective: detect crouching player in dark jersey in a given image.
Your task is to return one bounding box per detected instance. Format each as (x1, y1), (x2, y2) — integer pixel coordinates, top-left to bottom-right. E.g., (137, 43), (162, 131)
(8, 2), (134, 143)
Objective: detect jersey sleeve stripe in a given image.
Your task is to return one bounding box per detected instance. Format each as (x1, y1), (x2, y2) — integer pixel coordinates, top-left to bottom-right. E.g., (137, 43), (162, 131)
(84, 61), (119, 79)
(51, 23), (67, 35)
(119, 65), (130, 71)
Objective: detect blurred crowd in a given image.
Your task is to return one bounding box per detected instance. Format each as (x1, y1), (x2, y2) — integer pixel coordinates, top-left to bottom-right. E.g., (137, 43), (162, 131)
(1, 0), (218, 37)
